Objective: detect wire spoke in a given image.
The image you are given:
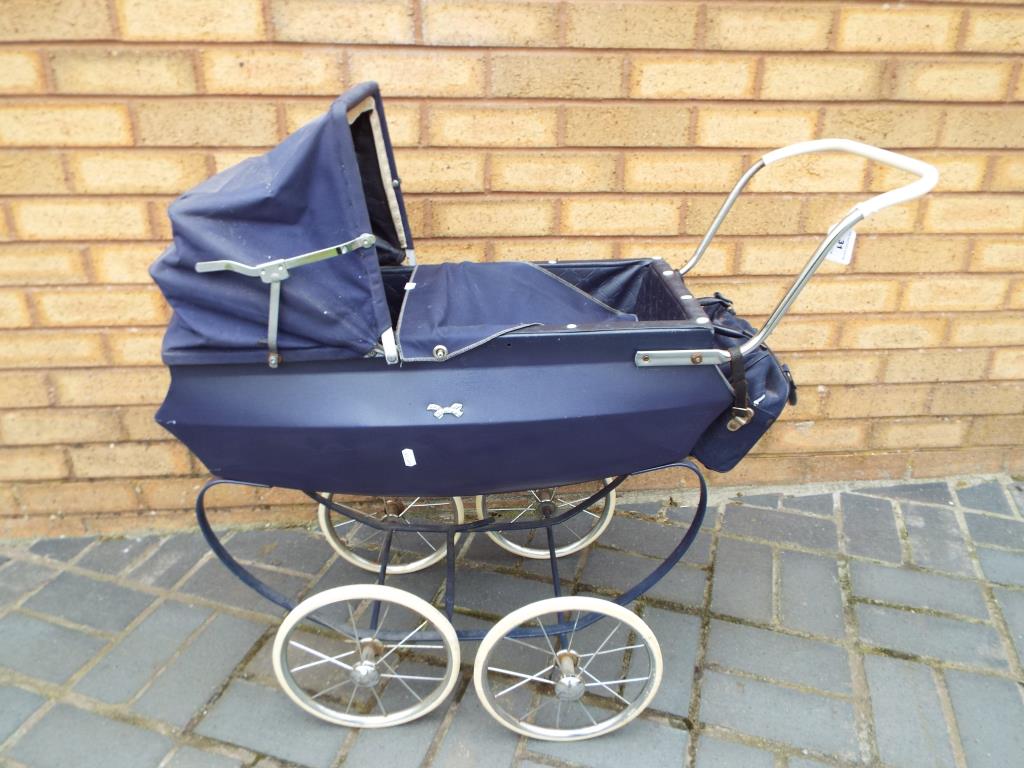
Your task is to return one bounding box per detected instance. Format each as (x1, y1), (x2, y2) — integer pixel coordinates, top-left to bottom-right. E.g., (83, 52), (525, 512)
(502, 636), (554, 656)
(289, 641), (354, 671)
(398, 497), (421, 516)
(372, 603), (391, 639)
(521, 695), (555, 723)
(580, 621), (622, 673)
(346, 600), (361, 643)
(556, 699), (563, 729)
(311, 677), (353, 701)
(379, 658), (423, 702)
(495, 664), (555, 698)
(370, 686), (388, 716)
(290, 648), (357, 673)
(576, 699), (599, 726)
(345, 684), (359, 714)
(376, 620), (429, 666)
(567, 611), (581, 652)
(488, 666), (557, 686)
(536, 617), (558, 656)
(581, 668), (642, 705)
(577, 643), (644, 659)
(584, 674), (651, 688)
(413, 530), (438, 551)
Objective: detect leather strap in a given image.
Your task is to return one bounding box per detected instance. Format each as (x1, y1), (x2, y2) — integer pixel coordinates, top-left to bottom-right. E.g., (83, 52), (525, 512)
(726, 347), (753, 432)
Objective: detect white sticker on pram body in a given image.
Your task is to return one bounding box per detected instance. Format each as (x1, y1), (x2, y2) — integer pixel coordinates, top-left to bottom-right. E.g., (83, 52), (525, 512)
(402, 448), (417, 467)
(825, 229), (856, 265)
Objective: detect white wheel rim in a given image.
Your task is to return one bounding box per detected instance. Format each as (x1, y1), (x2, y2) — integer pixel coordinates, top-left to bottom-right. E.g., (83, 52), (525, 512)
(475, 481), (616, 559)
(473, 596), (662, 741)
(318, 494), (465, 574)
(273, 584), (460, 728)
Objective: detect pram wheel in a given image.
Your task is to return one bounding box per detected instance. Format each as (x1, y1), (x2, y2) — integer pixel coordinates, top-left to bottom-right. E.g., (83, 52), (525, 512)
(318, 494), (466, 574)
(273, 584), (460, 728)
(475, 480), (615, 559)
(474, 596), (661, 741)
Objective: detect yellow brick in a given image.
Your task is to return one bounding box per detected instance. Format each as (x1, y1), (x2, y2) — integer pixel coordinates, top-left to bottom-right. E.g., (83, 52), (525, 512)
(970, 239), (1024, 272)
(631, 55), (756, 100)
(705, 4), (833, 51)
(491, 152), (616, 193)
(851, 235), (967, 274)
(0, 51), (45, 93)
(784, 351), (883, 385)
(882, 348), (990, 384)
(491, 53), (623, 99)
(0, 0), (113, 40)
(824, 384), (931, 419)
(794, 278), (901, 314)
(0, 104), (132, 147)
(686, 278), (786, 315)
(117, 0), (266, 40)
(428, 106), (557, 147)
(566, 1), (697, 49)
(284, 100), (420, 144)
(695, 107), (818, 149)
(493, 238), (615, 261)
(565, 105), (690, 148)
(88, 243), (164, 284)
(106, 329), (164, 365)
(403, 197), (427, 235)
(210, 150), (261, 174)
(931, 382), (1024, 416)
(70, 441), (192, 478)
(393, 149), (485, 193)
(120, 405), (169, 441)
(0, 290), (31, 328)
(350, 50), (485, 97)
(912, 447), (1007, 480)
(841, 317), (946, 349)
(0, 150), (71, 195)
(70, 151), (208, 194)
(0, 244), (87, 286)
(969, 416), (1024, 447)
(50, 50), (196, 95)
(749, 154), (867, 193)
(53, 368), (168, 405)
(424, 0), (558, 46)
(134, 100), (279, 146)
(761, 57), (884, 101)
(761, 420), (868, 453)
(948, 315), (1024, 347)
(924, 195), (1024, 234)
(686, 196), (803, 236)
(271, 0), (414, 44)
(0, 372), (51, 407)
(1, 407), (122, 445)
(431, 200), (556, 237)
(963, 9), (1024, 53)
(34, 286), (168, 327)
(836, 6), (961, 52)
(735, 237), (842, 276)
(901, 276), (1009, 313)
(872, 418), (967, 449)
(991, 156), (1024, 192)
(202, 49), (343, 96)
(624, 151), (742, 193)
(821, 106), (943, 148)
(871, 153), (987, 194)
(562, 198), (680, 236)
(893, 60), (1012, 102)
(12, 199), (150, 241)
(803, 195), (918, 234)
(991, 349), (1024, 380)
(943, 107), (1024, 149)
(412, 240), (488, 264)
(17, 480), (140, 514)
(0, 330), (107, 368)
(1009, 280), (1024, 311)
(0, 447), (68, 481)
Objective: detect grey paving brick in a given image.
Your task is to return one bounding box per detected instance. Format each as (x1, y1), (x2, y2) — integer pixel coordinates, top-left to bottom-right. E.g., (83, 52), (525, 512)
(644, 607), (700, 716)
(226, 529), (333, 575)
(698, 670), (859, 759)
(7, 704), (172, 768)
(24, 571), (154, 633)
(664, 502), (700, 525)
(29, 536), (94, 561)
(581, 548), (707, 608)
(616, 499), (664, 517)
(75, 601), (211, 703)
(850, 561), (988, 619)
(527, 714), (689, 768)
(994, 587), (1024, 665)
(520, 548), (582, 581)
(134, 612), (265, 727)
(779, 551), (844, 638)
(855, 604), (1008, 670)
(706, 620), (850, 694)
(903, 503), (972, 575)
(733, 492), (781, 509)
(77, 536), (158, 575)
(164, 746), (244, 768)
(945, 670), (1024, 768)
(711, 538), (772, 623)
(695, 735), (774, 768)
(722, 505), (838, 551)
(964, 512), (1024, 550)
(840, 492), (902, 563)
(128, 533), (208, 588)
(956, 480), (1013, 516)
(196, 680), (348, 768)
(0, 560), (57, 607)
(864, 655), (956, 768)
(789, 760), (831, 768)
(313, 557), (445, 606)
(0, 554), (8, 567)
(453, 569), (553, 616)
(1010, 481), (1024, 515)
(598, 516), (697, 559)
(781, 493), (834, 516)
(861, 482), (953, 507)
(345, 709), (446, 768)
(433, 687), (522, 768)
(0, 612), (106, 683)
(0, 685), (44, 742)
(181, 558), (309, 615)
(460, 530), (522, 570)
(976, 546), (1024, 587)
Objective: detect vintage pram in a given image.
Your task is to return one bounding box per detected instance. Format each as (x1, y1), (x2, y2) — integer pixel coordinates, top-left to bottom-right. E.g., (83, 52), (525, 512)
(151, 82), (937, 741)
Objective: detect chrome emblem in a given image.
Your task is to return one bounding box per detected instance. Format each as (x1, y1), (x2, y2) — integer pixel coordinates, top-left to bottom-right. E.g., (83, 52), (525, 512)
(427, 403), (464, 420)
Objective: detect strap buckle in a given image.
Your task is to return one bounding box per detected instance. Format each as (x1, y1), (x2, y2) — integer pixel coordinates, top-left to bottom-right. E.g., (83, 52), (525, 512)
(727, 406), (754, 432)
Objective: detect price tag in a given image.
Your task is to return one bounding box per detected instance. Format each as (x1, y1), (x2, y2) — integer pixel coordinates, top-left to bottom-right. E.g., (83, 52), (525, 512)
(825, 230), (856, 266)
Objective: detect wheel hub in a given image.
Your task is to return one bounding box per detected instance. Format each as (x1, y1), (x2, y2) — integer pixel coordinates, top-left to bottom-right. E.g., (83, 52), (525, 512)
(554, 674), (586, 702)
(350, 659), (381, 687)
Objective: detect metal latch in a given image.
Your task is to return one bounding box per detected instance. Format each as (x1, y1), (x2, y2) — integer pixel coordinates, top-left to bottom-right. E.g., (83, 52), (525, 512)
(726, 406), (754, 432)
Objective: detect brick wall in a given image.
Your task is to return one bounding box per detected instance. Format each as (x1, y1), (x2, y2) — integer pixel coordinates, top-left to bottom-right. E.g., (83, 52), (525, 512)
(1, 1), (1022, 537)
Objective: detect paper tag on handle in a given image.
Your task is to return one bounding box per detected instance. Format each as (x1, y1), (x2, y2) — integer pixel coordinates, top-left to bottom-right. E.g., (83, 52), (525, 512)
(825, 230), (856, 266)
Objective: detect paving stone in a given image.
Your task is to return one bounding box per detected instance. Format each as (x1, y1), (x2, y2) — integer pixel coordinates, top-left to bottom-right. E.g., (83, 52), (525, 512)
(460, 530), (522, 570)
(0, 554), (9, 567)
(128, 533), (208, 588)
(226, 529), (333, 575)
(519, 549), (582, 581)
(976, 546), (1024, 587)
(0, 560), (58, 607)
(850, 561), (988, 619)
(77, 536), (158, 575)
(7, 703), (172, 768)
(733, 492), (781, 509)
(964, 512), (1024, 550)
(722, 505), (838, 551)
(452, 569), (553, 617)
(616, 499), (664, 517)
(134, 612), (265, 727)
(855, 604), (1008, 670)
(581, 548), (707, 608)
(864, 654), (956, 768)
(598, 516), (698, 559)
(789, 760), (831, 768)
(0, 612), (106, 683)
(1009, 481), (1024, 515)
(779, 551), (844, 638)
(76, 601), (211, 704)
(840, 492), (902, 564)
(994, 587), (1024, 665)
(956, 481), (1013, 516)
(698, 670), (859, 759)
(29, 536), (94, 561)
(694, 734), (774, 768)
(664, 502), (700, 525)
(24, 571), (154, 632)
(706, 620), (850, 694)
(903, 504), (972, 576)
(945, 670), (1024, 768)
(781, 493), (834, 516)
(711, 538), (772, 623)
(313, 557), (446, 606)
(164, 746), (244, 768)
(433, 687), (523, 768)
(181, 558), (309, 616)
(861, 482), (953, 507)
(345, 708), (447, 768)
(0, 685), (44, 742)
(196, 679), (348, 768)
(644, 608), (700, 716)
(527, 714), (689, 768)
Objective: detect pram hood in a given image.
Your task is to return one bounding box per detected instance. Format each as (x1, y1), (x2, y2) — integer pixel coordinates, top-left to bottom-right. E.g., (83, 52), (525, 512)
(151, 82), (412, 365)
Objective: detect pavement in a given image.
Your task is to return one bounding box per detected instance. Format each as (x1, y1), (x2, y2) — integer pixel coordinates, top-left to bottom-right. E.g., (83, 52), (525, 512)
(0, 474), (1023, 768)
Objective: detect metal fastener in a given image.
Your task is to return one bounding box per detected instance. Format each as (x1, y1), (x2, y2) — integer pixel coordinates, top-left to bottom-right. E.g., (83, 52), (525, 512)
(691, 353), (703, 364)
(641, 354), (650, 363)
(432, 345), (448, 360)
